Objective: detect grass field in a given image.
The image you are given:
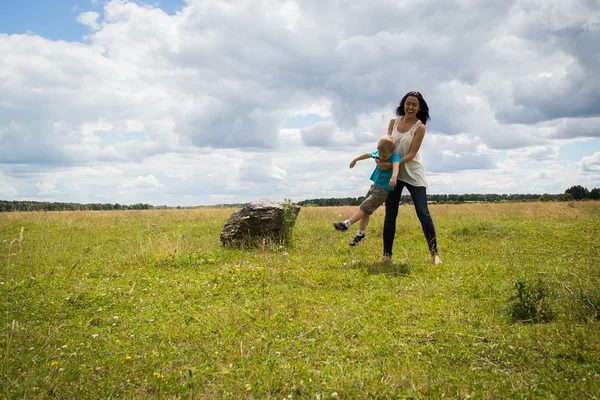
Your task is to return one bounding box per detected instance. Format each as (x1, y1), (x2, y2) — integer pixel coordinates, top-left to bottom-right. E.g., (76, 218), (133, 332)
(2, 202), (600, 399)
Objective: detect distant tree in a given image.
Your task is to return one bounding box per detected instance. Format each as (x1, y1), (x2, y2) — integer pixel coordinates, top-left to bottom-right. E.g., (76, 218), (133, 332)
(558, 193), (573, 202)
(591, 188), (600, 200)
(565, 185), (590, 200)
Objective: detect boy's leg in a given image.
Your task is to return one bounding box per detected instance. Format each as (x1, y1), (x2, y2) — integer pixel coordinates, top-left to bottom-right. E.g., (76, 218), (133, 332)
(350, 187), (387, 246)
(349, 213), (369, 246)
(349, 214), (370, 245)
(348, 209), (366, 225)
(335, 186), (373, 231)
(334, 208), (365, 231)
(359, 187), (388, 228)
(359, 214), (370, 231)
(335, 186), (385, 235)
(359, 186), (388, 217)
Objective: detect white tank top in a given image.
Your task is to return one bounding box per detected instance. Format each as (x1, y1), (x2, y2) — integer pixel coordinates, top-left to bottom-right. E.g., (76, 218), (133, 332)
(390, 117), (428, 188)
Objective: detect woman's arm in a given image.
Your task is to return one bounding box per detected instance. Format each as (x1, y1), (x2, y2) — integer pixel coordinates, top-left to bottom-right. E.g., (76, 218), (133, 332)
(387, 118), (395, 136)
(401, 125), (426, 163)
(377, 159), (392, 171)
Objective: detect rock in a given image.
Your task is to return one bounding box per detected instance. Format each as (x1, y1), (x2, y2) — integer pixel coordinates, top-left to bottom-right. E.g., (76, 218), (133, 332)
(220, 199), (301, 247)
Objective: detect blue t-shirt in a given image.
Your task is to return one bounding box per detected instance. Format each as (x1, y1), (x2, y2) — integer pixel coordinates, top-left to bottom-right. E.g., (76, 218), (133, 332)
(370, 151), (401, 190)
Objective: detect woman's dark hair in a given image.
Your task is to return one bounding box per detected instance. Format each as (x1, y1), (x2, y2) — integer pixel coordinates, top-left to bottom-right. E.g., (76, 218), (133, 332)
(395, 91), (431, 125)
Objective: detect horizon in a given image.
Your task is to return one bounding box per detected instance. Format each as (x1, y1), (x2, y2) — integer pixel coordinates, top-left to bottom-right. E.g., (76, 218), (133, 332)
(1, 189), (589, 208)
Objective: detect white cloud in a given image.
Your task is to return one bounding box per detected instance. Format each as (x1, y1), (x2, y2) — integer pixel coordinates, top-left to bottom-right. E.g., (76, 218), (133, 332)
(77, 11), (101, 31)
(118, 175), (162, 190)
(579, 152), (600, 173)
(239, 156), (287, 183)
(83, 167), (124, 178)
(36, 177), (59, 194)
(166, 172), (187, 180)
(1, 0), (599, 205)
(300, 121), (346, 148)
(507, 146), (560, 161)
(0, 173), (18, 197)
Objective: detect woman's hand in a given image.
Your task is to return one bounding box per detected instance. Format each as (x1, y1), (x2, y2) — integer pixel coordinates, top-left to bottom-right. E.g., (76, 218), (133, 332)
(376, 159), (392, 171)
(349, 160), (357, 168)
(389, 177), (397, 188)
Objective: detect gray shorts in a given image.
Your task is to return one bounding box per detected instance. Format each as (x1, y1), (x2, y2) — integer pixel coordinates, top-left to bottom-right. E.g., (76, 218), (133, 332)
(359, 185), (390, 215)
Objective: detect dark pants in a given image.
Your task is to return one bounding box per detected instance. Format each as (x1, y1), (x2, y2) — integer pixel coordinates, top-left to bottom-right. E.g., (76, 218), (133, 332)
(383, 180), (438, 256)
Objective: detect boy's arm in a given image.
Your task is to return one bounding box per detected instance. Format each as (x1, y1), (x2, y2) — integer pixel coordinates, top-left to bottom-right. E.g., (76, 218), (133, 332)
(389, 161), (400, 187)
(350, 152), (372, 168)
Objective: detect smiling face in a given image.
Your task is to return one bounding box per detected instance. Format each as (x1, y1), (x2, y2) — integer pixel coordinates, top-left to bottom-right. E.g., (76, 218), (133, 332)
(404, 96), (420, 117)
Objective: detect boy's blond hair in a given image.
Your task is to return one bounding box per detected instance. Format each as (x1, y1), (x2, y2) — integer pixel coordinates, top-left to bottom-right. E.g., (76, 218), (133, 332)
(377, 135), (396, 154)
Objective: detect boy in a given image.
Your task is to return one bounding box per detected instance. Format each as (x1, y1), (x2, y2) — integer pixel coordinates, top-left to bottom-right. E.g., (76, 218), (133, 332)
(333, 136), (400, 245)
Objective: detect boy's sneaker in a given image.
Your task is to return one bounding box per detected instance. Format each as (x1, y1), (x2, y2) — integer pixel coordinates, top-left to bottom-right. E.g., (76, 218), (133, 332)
(349, 234), (366, 246)
(333, 222), (348, 231)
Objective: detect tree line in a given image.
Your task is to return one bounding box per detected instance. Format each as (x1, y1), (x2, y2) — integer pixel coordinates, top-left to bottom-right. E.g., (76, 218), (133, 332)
(0, 201), (154, 212)
(298, 185), (600, 206)
(564, 185), (600, 200)
(0, 186), (598, 212)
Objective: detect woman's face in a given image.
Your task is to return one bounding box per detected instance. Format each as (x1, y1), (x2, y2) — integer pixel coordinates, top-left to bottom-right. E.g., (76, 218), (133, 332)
(404, 96), (420, 116)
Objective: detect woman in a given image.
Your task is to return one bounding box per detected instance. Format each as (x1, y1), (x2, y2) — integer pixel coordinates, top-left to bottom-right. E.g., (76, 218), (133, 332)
(376, 91), (442, 265)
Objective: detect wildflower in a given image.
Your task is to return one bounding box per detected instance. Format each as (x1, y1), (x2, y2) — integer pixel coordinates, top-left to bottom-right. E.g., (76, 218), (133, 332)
(153, 372), (164, 379)
(125, 355), (132, 360)
(50, 361), (59, 367)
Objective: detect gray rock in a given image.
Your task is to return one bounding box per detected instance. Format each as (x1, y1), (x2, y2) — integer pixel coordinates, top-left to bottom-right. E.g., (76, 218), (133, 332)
(220, 199), (301, 247)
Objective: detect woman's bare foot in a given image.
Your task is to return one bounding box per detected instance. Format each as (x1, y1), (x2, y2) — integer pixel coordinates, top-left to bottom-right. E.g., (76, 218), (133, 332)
(379, 254), (392, 264)
(432, 254), (442, 265)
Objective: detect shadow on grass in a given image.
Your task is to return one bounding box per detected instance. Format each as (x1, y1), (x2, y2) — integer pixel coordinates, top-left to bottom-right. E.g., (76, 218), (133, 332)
(360, 262), (412, 277)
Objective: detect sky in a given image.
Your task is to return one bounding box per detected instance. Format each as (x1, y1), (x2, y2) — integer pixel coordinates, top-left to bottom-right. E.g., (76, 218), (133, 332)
(1, 0), (599, 206)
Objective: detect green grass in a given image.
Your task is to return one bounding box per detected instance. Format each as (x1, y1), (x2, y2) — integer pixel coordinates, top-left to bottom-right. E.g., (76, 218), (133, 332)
(2, 202), (600, 399)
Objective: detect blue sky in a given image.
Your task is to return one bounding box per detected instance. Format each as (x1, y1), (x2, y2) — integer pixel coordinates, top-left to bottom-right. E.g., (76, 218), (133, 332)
(0, 0), (183, 41)
(1, 0), (599, 206)
(560, 140), (600, 162)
